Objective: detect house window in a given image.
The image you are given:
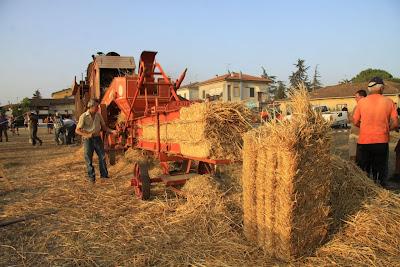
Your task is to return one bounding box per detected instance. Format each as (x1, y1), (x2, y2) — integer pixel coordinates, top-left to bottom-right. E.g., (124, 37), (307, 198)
(202, 90), (206, 99)
(227, 85), (231, 101)
(258, 92), (264, 102)
(249, 87), (255, 97)
(233, 86), (240, 97)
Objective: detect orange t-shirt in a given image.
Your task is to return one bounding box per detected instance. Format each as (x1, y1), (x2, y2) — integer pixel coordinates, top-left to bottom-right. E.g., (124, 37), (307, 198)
(353, 94), (398, 144)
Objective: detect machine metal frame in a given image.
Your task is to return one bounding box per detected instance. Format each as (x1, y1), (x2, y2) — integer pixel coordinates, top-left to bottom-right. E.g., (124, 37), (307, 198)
(97, 51), (230, 200)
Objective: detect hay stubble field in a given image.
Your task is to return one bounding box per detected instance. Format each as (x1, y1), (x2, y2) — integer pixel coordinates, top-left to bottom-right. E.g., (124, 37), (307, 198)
(0, 127), (399, 266)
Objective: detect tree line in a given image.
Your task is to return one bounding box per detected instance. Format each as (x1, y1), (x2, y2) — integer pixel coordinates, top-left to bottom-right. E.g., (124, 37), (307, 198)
(262, 61), (400, 100)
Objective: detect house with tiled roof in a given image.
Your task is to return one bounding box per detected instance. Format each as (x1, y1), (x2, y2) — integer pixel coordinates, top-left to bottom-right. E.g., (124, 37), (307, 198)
(177, 82), (200, 100)
(183, 72), (271, 108)
(277, 81), (400, 114)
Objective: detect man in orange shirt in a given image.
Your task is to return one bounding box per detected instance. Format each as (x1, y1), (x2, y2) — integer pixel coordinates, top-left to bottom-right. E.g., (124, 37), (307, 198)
(353, 77), (398, 185)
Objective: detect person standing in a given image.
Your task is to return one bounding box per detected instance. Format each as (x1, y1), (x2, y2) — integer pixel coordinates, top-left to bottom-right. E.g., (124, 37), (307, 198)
(29, 112), (43, 146)
(75, 99), (116, 183)
(53, 112), (64, 145)
(0, 113), (9, 142)
(9, 116), (17, 136)
(46, 115), (53, 134)
(348, 90), (367, 162)
(24, 114), (28, 130)
(353, 77), (398, 185)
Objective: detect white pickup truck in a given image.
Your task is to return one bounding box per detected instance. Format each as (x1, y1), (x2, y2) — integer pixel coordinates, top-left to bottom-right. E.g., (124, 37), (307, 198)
(284, 105), (349, 128)
(313, 106), (348, 128)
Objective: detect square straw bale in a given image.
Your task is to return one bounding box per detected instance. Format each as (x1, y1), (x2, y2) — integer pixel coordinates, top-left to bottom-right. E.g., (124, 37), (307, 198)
(242, 85), (332, 261)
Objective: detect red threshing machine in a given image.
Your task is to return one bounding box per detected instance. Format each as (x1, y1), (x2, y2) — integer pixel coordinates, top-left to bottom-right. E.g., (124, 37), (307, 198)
(96, 51), (230, 200)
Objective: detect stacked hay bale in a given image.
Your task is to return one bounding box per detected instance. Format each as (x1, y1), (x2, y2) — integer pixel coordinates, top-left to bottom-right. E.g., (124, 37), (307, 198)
(140, 102), (252, 160)
(242, 86), (333, 261)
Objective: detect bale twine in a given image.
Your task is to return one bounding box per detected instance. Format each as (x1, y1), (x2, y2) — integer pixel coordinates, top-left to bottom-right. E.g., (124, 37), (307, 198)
(242, 132), (259, 242)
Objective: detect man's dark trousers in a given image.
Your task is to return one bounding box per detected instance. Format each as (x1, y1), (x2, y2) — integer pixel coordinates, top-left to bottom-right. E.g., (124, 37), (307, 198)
(30, 126), (42, 145)
(357, 143), (389, 185)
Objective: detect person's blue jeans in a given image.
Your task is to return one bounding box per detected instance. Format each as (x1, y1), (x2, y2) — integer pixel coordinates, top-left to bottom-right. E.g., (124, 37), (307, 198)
(84, 136), (108, 181)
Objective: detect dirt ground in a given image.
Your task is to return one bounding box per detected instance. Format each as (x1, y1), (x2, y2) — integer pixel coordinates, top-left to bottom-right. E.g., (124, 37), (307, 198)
(0, 128), (399, 266)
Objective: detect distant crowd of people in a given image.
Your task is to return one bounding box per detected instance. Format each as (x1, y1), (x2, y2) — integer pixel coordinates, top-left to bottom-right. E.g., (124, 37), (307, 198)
(0, 111), (76, 146)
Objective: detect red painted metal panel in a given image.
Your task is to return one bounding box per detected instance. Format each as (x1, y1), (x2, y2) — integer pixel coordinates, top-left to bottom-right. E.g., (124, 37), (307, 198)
(135, 140), (230, 164)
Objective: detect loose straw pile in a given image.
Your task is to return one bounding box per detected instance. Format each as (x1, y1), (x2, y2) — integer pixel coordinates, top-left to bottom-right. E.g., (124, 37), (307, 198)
(307, 161), (400, 266)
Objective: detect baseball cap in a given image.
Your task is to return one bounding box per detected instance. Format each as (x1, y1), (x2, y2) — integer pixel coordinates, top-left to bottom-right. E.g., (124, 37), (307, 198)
(368, 77), (384, 88)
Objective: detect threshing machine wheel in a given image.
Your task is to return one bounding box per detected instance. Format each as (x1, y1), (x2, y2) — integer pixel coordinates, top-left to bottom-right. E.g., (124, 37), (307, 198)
(108, 150), (116, 166)
(131, 162), (151, 200)
(198, 161), (214, 175)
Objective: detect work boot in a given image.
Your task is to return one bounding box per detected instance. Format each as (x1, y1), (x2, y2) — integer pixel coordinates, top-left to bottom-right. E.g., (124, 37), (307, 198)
(88, 177), (96, 184)
(390, 173), (400, 183)
(384, 180), (400, 190)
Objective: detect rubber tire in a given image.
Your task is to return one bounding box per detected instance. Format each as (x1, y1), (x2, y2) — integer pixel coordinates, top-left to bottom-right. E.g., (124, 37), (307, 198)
(139, 164), (151, 200)
(108, 150), (116, 166)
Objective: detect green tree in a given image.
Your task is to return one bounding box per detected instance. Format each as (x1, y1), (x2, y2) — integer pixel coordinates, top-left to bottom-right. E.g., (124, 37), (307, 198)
(289, 59), (310, 91)
(261, 66), (277, 100)
(339, 78), (351, 84)
(275, 81), (287, 99)
(33, 89), (42, 99)
(351, 68), (393, 83)
(12, 97), (31, 118)
(310, 64), (322, 91)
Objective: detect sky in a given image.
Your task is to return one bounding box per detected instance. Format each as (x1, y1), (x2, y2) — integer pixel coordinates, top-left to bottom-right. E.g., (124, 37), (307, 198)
(0, 0), (399, 105)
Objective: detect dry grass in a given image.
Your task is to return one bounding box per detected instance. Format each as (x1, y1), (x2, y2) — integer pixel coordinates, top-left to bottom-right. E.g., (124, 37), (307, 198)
(0, 137), (276, 266)
(328, 155), (379, 232)
(140, 102), (252, 160)
(0, 132), (272, 266)
(302, 156), (400, 266)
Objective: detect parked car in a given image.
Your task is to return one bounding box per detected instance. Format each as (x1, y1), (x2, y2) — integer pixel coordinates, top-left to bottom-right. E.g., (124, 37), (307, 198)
(284, 105), (348, 128)
(313, 105), (348, 128)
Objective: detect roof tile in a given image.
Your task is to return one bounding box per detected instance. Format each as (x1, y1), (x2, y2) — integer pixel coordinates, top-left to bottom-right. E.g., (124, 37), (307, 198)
(310, 81), (400, 99)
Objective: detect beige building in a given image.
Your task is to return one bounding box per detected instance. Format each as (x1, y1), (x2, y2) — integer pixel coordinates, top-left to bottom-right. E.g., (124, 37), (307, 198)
(277, 81), (400, 115)
(28, 98), (75, 120)
(52, 88), (73, 99)
(177, 82), (199, 100)
(194, 72), (270, 108)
